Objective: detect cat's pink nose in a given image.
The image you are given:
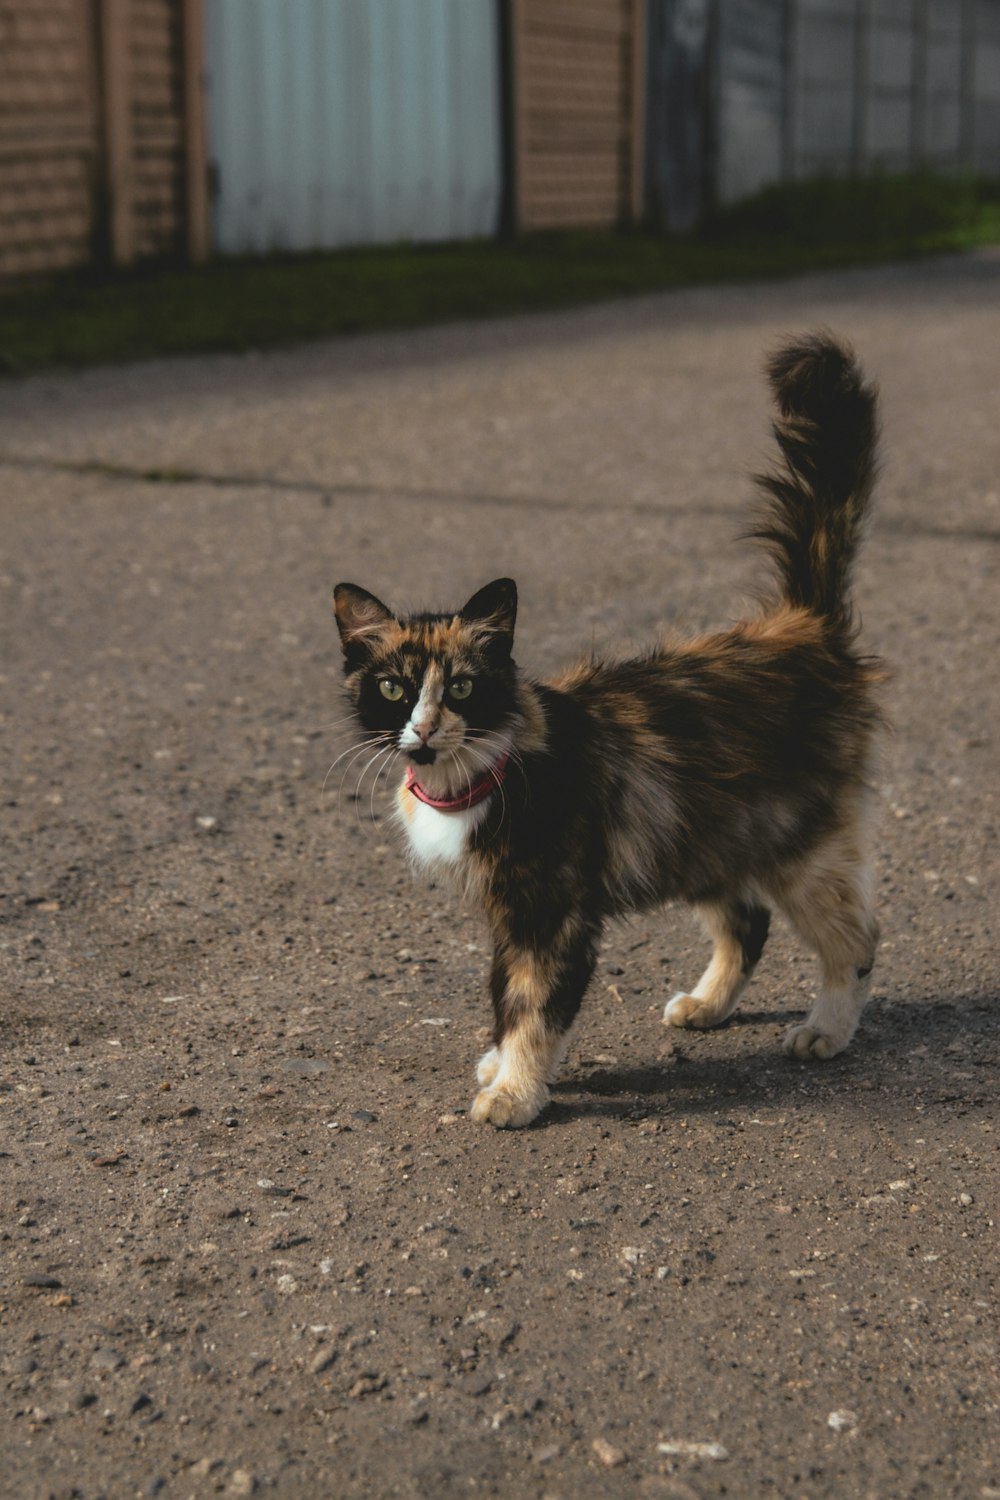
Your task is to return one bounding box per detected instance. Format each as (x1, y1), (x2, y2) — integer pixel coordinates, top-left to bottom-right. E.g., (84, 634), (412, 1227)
(413, 722), (433, 744)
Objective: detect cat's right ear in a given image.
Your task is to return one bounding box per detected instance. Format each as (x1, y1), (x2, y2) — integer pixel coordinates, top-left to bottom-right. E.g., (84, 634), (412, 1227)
(333, 583), (395, 665)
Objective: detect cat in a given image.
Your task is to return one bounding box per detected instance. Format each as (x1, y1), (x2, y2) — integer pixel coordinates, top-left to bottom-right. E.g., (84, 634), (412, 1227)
(333, 332), (883, 1128)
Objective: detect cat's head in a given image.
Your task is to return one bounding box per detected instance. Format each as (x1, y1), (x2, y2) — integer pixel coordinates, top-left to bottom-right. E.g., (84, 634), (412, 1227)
(333, 577), (519, 791)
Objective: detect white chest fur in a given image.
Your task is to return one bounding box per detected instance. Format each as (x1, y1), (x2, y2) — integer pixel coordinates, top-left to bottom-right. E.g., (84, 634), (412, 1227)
(397, 792), (490, 867)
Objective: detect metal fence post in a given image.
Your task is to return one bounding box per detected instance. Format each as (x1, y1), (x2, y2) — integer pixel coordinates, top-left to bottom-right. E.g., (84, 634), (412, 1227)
(912, 0), (929, 169)
(852, 0), (872, 175)
(183, 0), (209, 263)
(97, 0), (134, 266)
(781, 0), (798, 182)
(958, 0), (977, 169)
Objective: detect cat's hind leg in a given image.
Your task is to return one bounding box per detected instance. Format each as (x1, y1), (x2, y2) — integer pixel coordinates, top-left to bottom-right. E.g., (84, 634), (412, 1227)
(664, 898), (770, 1030)
(472, 924), (598, 1128)
(777, 824), (878, 1059)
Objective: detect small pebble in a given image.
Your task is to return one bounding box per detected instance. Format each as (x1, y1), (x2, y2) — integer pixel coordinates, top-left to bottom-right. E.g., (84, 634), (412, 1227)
(592, 1436), (626, 1467)
(351, 1109), (376, 1123)
(23, 1273), (62, 1290)
(656, 1439), (728, 1460)
(959, 1192), (974, 1206)
(228, 1472), (258, 1496)
(827, 1408), (858, 1431)
(91, 1348), (125, 1371)
(533, 1442), (561, 1465)
(188, 1458), (222, 1479)
(458, 1373), (492, 1397)
(310, 1348), (337, 1375)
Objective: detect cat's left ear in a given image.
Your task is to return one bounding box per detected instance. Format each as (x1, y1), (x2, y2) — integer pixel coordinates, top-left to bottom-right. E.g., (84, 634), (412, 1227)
(459, 578), (517, 646)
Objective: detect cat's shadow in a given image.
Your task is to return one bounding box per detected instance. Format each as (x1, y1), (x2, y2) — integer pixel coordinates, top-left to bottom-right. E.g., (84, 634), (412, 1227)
(541, 994), (996, 1125)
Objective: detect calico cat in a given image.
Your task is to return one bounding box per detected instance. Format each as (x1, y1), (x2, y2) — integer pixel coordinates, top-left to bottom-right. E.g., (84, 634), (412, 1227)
(333, 333), (883, 1128)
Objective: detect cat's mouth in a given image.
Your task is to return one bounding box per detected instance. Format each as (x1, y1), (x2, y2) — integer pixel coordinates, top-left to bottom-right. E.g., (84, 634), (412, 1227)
(407, 745), (437, 766)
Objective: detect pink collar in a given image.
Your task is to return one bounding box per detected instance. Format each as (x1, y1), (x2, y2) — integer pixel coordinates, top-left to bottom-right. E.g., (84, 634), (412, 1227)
(405, 750), (509, 812)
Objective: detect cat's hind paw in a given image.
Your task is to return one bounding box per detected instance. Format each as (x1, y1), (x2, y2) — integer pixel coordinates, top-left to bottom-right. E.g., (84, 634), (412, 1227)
(664, 992), (725, 1029)
(783, 1023), (846, 1061)
(470, 1083), (548, 1129)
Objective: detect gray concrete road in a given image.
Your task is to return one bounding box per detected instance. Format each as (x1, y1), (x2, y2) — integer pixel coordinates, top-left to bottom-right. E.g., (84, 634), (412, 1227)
(1, 253), (998, 1500)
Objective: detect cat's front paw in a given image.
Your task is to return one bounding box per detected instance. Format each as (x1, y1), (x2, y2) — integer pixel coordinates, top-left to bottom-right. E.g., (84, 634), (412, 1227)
(783, 1023), (846, 1060)
(664, 992), (724, 1029)
(470, 1083), (548, 1129)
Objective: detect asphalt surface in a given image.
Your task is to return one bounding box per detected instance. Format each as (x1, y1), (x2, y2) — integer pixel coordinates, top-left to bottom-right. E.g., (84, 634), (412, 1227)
(1, 253), (998, 1500)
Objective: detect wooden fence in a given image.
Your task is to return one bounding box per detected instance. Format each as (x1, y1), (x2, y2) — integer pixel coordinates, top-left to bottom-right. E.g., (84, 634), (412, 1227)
(509, 0), (646, 231)
(0, 0), (206, 280)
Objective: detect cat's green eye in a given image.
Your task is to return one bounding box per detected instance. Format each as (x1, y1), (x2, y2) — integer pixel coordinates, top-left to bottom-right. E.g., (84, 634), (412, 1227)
(449, 676), (474, 702)
(378, 677), (405, 702)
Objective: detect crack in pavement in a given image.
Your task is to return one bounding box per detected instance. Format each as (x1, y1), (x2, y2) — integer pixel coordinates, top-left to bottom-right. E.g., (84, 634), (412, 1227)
(2, 450), (998, 545)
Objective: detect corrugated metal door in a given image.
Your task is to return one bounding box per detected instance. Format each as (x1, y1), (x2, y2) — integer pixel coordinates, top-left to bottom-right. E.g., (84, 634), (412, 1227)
(204, 0), (503, 254)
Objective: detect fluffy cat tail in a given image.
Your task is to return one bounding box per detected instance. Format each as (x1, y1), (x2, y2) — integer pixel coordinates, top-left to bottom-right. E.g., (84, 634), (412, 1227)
(751, 332), (879, 631)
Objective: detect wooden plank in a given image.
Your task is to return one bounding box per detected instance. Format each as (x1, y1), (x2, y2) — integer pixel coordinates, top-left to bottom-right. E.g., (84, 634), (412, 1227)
(523, 188), (619, 212)
(522, 36), (622, 74)
(99, 0), (135, 265)
(523, 160), (621, 186)
(510, 0), (530, 232)
(627, 0), (644, 223)
(521, 201), (618, 229)
(525, 0), (627, 42)
(526, 126), (626, 155)
(522, 74), (624, 109)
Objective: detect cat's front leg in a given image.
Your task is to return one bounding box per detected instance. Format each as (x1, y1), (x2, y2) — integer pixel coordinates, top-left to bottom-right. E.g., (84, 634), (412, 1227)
(471, 926), (598, 1129)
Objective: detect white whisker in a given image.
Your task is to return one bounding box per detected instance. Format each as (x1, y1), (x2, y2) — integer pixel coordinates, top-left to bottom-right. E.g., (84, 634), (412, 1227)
(369, 746), (403, 825)
(329, 735), (394, 804)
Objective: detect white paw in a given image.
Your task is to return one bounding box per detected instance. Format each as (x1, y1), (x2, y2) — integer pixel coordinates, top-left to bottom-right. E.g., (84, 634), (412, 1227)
(476, 1047), (501, 1087)
(664, 992), (720, 1029)
(470, 1084), (548, 1129)
(783, 1023), (846, 1061)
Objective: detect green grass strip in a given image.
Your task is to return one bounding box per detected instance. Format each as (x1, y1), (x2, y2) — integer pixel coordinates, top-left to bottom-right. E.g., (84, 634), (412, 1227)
(2, 175), (998, 375)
